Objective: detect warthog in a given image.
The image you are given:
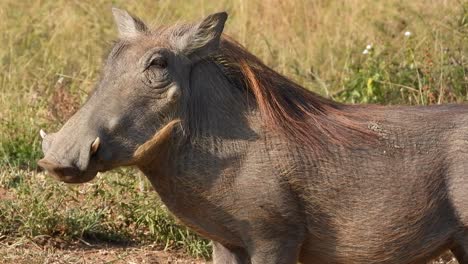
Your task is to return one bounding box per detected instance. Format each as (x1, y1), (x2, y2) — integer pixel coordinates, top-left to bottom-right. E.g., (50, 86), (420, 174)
(38, 8), (468, 264)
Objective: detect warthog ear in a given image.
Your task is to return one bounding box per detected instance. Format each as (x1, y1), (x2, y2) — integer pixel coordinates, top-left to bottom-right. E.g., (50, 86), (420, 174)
(179, 12), (228, 59)
(112, 7), (148, 39)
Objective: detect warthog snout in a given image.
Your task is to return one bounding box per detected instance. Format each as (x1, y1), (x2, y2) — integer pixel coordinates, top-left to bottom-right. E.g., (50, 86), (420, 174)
(38, 132), (101, 183)
(37, 158), (92, 183)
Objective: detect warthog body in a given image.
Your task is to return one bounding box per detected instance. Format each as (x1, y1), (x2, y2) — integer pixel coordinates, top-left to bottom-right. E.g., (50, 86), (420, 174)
(38, 9), (468, 264)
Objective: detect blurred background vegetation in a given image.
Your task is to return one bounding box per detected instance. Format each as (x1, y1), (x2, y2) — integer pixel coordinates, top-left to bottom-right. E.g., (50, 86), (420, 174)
(0, 0), (467, 262)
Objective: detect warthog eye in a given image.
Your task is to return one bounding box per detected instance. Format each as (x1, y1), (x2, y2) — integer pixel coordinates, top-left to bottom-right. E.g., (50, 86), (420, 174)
(143, 56), (170, 88)
(149, 57), (167, 69)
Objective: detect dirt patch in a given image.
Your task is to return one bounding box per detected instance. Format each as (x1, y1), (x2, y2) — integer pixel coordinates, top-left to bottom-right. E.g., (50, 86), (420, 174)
(0, 241), (210, 264)
(0, 187), (13, 200)
(0, 239), (461, 264)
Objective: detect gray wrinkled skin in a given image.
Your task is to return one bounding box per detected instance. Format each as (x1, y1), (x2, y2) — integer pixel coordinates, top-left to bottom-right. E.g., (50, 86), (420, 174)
(38, 8), (468, 264)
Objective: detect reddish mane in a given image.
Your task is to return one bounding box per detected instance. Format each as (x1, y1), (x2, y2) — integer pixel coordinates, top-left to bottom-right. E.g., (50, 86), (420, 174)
(215, 36), (375, 148)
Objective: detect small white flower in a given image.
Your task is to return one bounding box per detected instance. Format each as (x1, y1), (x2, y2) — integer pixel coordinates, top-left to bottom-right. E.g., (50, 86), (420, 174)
(366, 44), (372, 50)
(362, 49), (369, 55)
(404, 31), (411, 37)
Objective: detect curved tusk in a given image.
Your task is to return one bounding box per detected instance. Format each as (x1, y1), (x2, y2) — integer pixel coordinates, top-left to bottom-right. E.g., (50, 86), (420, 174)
(91, 137), (100, 154)
(40, 129), (47, 139)
(131, 119), (181, 165)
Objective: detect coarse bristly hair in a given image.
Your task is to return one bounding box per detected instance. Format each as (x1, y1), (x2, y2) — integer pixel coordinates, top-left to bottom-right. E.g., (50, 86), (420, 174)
(208, 35), (376, 149)
(108, 16), (376, 150)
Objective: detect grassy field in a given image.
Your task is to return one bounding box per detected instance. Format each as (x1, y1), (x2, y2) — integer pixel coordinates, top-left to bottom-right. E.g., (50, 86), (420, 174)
(0, 0), (467, 262)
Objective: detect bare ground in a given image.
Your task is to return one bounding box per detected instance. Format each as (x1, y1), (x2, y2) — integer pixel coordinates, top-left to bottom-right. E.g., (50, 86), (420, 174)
(0, 239), (459, 264)
(0, 240), (209, 264)
(0, 187), (13, 200)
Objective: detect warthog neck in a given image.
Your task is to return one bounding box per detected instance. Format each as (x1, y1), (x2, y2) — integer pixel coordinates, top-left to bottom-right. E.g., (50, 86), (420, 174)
(138, 110), (269, 245)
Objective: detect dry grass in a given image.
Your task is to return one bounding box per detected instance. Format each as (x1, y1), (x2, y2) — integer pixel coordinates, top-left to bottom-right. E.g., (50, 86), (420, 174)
(0, 0), (467, 262)
(0, 240), (205, 264)
(1, 0), (466, 164)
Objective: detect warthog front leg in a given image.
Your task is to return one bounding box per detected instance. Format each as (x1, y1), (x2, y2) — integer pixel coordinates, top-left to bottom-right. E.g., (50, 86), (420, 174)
(247, 239), (301, 264)
(212, 242), (251, 264)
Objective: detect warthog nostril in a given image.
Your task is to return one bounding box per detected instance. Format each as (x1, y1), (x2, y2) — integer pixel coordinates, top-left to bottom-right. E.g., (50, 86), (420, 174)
(37, 158), (81, 179)
(37, 158), (55, 171)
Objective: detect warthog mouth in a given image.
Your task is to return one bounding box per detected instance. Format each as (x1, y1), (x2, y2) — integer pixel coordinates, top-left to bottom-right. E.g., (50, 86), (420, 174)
(37, 158), (98, 184)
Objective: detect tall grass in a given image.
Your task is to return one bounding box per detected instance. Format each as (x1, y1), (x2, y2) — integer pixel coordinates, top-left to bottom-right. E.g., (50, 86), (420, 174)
(0, 0), (467, 260)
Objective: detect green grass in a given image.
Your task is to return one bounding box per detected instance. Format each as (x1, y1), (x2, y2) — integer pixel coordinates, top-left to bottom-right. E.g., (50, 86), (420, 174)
(0, 166), (210, 258)
(0, 0), (467, 261)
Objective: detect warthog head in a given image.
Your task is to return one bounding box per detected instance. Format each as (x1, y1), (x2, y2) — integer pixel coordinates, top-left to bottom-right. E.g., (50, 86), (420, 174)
(38, 8), (228, 183)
